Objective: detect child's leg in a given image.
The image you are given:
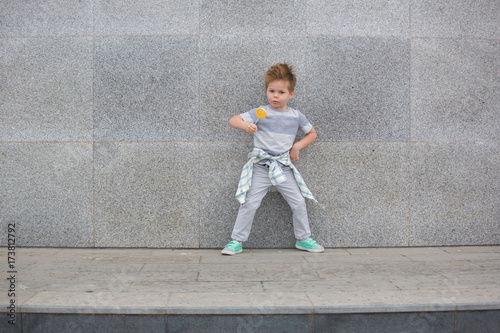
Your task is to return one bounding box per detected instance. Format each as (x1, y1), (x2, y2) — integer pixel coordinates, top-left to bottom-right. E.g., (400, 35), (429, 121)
(231, 164), (272, 242)
(274, 166), (312, 241)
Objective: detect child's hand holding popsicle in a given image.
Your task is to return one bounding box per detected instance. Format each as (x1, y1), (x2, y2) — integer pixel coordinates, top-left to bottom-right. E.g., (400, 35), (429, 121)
(245, 123), (258, 134)
(245, 108), (267, 134)
(231, 108), (268, 135)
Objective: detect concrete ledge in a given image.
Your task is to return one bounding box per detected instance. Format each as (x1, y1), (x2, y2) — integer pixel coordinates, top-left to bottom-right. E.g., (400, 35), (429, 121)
(5, 310), (500, 333)
(0, 246), (500, 315)
(1, 246), (499, 331)
(17, 303), (500, 316)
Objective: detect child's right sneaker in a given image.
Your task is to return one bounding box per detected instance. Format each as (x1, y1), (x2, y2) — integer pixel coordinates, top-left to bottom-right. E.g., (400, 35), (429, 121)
(295, 237), (324, 253)
(221, 240), (243, 255)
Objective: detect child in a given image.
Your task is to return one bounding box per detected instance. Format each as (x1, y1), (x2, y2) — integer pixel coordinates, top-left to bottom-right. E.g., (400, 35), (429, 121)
(221, 63), (324, 255)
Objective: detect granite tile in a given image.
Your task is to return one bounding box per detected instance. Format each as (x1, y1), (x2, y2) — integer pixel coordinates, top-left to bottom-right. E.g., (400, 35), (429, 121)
(314, 271), (402, 290)
(0, 317), (20, 333)
(27, 249), (99, 264)
(17, 271), (81, 292)
(0, 37), (93, 141)
(94, 0), (199, 35)
(167, 314), (313, 333)
(308, 0), (410, 37)
(65, 267), (198, 286)
(411, 38), (500, 142)
(22, 290), (171, 314)
(23, 313), (166, 333)
(385, 272), (484, 292)
(199, 142), (311, 248)
(307, 142), (410, 247)
(307, 36), (410, 141)
(315, 312), (454, 333)
(410, 143), (500, 246)
(198, 265), (322, 282)
(94, 36), (199, 141)
(130, 281), (264, 293)
(200, 35), (307, 141)
(69, 263), (146, 277)
(304, 256), (411, 269)
(85, 249), (153, 262)
(260, 280), (365, 293)
(442, 246), (500, 254)
(17, 247), (68, 257)
(200, 249), (309, 264)
(403, 251), (500, 263)
(345, 246), (447, 257)
(456, 310), (500, 333)
(141, 262), (255, 273)
(167, 292), (313, 315)
(0, 143), (93, 247)
(248, 248), (333, 261)
(308, 290), (456, 313)
(411, 0), (500, 39)
(0, 0), (92, 37)
(437, 271), (500, 290)
(149, 250), (202, 263)
(364, 260), (479, 275)
(94, 142), (199, 248)
(443, 289), (500, 311)
(200, 0), (306, 35)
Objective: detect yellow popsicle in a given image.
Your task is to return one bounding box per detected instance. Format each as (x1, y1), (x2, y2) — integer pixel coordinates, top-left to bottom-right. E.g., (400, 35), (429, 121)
(255, 108), (267, 124)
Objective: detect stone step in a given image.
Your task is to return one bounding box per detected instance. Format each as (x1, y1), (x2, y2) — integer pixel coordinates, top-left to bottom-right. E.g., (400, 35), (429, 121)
(2, 246), (499, 332)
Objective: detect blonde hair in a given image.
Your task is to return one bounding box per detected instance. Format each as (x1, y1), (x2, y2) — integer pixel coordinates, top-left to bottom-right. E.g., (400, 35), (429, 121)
(264, 63), (296, 92)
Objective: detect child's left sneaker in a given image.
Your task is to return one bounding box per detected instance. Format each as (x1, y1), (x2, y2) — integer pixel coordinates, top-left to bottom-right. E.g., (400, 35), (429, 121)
(221, 240), (243, 255)
(295, 237), (324, 253)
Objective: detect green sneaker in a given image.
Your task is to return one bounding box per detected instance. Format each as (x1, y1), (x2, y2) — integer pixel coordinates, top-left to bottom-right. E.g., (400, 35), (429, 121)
(296, 237), (324, 253)
(221, 240), (242, 255)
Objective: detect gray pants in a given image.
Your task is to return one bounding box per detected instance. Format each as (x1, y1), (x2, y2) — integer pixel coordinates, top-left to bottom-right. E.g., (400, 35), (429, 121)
(231, 164), (312, 242)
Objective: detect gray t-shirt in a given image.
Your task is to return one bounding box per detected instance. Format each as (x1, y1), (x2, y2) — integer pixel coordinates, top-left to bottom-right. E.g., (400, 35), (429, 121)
(240, 105), (313, 155)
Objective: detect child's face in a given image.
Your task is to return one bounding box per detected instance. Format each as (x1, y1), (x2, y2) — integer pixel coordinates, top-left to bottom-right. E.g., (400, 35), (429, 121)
(266, 79), (294, 110)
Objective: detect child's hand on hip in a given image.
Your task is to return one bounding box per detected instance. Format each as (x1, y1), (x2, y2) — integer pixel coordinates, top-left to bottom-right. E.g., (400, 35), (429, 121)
(290, 145), (300, 161)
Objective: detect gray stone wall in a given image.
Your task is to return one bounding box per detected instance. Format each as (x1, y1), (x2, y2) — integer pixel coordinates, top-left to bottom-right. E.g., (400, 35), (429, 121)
(1, 1), (499, 248)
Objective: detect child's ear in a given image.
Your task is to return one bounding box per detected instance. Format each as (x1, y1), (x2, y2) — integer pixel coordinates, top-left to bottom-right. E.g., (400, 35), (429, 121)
(290, 90), (295, 98)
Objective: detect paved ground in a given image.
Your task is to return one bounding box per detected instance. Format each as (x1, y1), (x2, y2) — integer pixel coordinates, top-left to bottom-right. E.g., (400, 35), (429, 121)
(1, 246), (500, 315)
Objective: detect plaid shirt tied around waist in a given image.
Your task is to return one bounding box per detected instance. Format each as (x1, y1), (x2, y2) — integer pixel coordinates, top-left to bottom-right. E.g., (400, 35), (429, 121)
(235, 148), (318, 205)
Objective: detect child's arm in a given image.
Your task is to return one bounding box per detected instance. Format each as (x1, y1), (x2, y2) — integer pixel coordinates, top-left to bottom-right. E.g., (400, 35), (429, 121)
(290, 127), (317, 161)
(229, 115), (257, 135)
